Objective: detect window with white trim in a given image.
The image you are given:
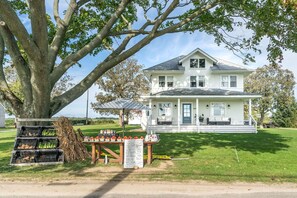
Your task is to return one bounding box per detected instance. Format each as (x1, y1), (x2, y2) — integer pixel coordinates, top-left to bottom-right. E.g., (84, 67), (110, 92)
(159, 76), (165, 87)
(158, 103), (172, 116)
(198, 75), (205, 87)
(230, 76), (237, 87)
(167, 76), (173, 87)
(190, 76), (197, 87)
(190, 59), (198, 68)
(211, 103), (225, 116)
(199, 59), (205, 68)
(221, 76), (229, 88)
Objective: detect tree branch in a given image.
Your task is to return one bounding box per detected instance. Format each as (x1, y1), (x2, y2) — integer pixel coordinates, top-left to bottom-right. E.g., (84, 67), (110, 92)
(28, 0), (48, 62)
(0, 35), (23, 115)
(0, 21), (33, 104)
(49, 0), (78, 71)
(50, 0), (131, 88)
(0, 0), (41, 61)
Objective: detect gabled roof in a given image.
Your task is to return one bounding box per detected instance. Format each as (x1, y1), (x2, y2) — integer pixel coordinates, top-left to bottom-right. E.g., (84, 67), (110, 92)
(144, 56), (185, 71)
(151, 88), (260, 97)
(178, 48), (217, 64)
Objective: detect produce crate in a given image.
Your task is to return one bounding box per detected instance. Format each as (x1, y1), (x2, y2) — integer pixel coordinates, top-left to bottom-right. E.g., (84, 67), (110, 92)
(14, 138), (38, 150)
(40, 127), (56, 137)
(10, 150), (37, 164)
(37, 138), (59, 149)
(36, 150), (64, 163)
(18, 126), (41, 137)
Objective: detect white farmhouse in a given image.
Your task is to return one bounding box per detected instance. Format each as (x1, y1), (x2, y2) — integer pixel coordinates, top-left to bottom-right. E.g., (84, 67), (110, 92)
(141, 48), (261, 133)
(0, 104), (5, 128)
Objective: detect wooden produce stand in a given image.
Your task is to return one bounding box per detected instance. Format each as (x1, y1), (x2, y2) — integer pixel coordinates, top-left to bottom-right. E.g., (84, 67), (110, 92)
(84, 141), (124, 164)
(84, 140), (159, 165)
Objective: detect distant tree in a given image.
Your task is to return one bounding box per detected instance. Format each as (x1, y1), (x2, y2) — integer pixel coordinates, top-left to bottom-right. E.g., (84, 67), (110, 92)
(245, 64), (295, 128)
(91, 58), (149, 126)
(272, 101), (297, 127)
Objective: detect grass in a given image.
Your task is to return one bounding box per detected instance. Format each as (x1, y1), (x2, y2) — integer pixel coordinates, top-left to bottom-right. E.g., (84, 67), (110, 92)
(1, 124), (297, 183)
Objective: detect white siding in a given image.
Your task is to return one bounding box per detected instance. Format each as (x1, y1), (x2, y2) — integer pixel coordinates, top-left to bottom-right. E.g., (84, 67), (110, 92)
(0, 105), (5, 128)
(150, 51), (245, 93)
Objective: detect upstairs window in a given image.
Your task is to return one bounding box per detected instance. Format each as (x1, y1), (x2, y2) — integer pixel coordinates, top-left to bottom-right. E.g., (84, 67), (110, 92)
(221, 76), (229, 87)
(199, 59), (205, 68)
(167, 76), (173, 87)
(230, 76), (237, 87)
(159, 76), (165, 87)
(190, 76), (197, 87)
(190, 59), (198, 68)
(198, 75), (205, 87)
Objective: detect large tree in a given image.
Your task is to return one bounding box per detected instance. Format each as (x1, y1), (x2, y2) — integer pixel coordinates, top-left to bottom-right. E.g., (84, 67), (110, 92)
(92, 58), (149, 126)
(244, 64), (295, 127)
(0, 0), (297, 118)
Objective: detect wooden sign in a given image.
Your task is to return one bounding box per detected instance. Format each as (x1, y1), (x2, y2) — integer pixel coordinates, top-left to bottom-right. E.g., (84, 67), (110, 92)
(124, 139), (143, 168)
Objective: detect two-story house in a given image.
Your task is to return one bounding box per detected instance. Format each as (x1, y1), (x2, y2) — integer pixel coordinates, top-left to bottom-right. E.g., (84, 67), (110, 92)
(141, 48), (261, 133)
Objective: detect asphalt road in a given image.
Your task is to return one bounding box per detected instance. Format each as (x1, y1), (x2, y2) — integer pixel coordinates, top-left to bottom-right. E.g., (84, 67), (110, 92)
(1, 180), (297, 198)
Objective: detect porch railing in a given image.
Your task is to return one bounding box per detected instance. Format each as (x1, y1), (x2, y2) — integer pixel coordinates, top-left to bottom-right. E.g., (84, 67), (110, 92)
(249, 115), (257, 133)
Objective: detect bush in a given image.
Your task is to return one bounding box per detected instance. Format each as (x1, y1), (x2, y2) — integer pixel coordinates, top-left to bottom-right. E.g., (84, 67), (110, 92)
(90, 119), (115, 125)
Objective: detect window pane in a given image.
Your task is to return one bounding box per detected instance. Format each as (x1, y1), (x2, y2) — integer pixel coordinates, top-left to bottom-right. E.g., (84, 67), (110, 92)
(198, 75), (205, 87)
(158, 103), (172, 116)
(212, 103), (225, 116)
(190, 59), (198, 68)
(230, 76), (237, 87)
(199, 59), (205, 68)
(167, 76), (173, 87)
(159, 76), (165, 87)
(221, 76), (228, 87)
(190, 76), (197, 87)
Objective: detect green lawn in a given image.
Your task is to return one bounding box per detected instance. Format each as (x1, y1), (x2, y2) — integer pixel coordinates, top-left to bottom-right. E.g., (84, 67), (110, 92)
(1, 125), (297, 183)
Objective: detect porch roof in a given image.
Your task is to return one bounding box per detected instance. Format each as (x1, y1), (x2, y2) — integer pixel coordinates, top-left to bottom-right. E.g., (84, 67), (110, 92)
(143, 88), (261, 99)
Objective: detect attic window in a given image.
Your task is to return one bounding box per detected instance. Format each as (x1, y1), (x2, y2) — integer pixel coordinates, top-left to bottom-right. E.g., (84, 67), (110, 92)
(199, 59), (205, 68)
(190, 59), (198, 68)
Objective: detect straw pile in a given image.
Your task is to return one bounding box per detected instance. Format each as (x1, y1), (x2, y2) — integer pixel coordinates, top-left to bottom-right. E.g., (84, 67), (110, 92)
(53, 117), (90, 162)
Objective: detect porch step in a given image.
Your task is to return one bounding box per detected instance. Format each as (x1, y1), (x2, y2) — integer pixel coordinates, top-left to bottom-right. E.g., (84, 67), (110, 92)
(148, 125), (257, 133)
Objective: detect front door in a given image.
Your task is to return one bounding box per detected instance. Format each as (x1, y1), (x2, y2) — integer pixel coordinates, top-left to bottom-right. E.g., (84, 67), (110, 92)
(182, 104), (192, 124)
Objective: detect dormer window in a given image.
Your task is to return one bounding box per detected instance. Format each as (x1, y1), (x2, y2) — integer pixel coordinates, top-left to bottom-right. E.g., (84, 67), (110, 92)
(190, 59), (198, 68)
(190, 58), (205, 68)
(199, 59), (205, 68)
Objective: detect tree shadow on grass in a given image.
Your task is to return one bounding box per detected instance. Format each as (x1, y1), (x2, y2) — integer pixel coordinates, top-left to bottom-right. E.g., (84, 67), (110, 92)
(154, 129), (291, 157)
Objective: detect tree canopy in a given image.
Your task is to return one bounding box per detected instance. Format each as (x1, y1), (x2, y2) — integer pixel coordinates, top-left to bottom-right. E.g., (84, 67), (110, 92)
(91, 58), (149, 125)
(0, 0), (297, 118)
(245, 64), (295, 127)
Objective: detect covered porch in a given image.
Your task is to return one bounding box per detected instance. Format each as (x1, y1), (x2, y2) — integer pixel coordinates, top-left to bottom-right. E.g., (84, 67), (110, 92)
(141, 89), (261, 133)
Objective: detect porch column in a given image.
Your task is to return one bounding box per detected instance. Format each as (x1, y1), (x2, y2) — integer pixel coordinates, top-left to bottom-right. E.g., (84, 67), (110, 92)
(248, 99), (252, 125)
(196, 98), (199, 126)
(149, 99), (152, 126)
(177, 98), (180, 132)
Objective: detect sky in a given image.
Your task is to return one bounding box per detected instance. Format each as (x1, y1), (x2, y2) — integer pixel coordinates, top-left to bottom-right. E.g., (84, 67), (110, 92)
(5, 1), (297, 118)
(54, 32), (297, 118)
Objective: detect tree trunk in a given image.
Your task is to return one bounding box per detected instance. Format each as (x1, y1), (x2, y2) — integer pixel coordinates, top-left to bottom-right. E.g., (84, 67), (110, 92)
(119, 110), (124, 127)
(259, 111), (265, 129)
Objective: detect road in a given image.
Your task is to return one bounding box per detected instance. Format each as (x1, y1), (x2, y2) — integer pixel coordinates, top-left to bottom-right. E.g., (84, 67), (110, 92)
(1, 180), (297, 198)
